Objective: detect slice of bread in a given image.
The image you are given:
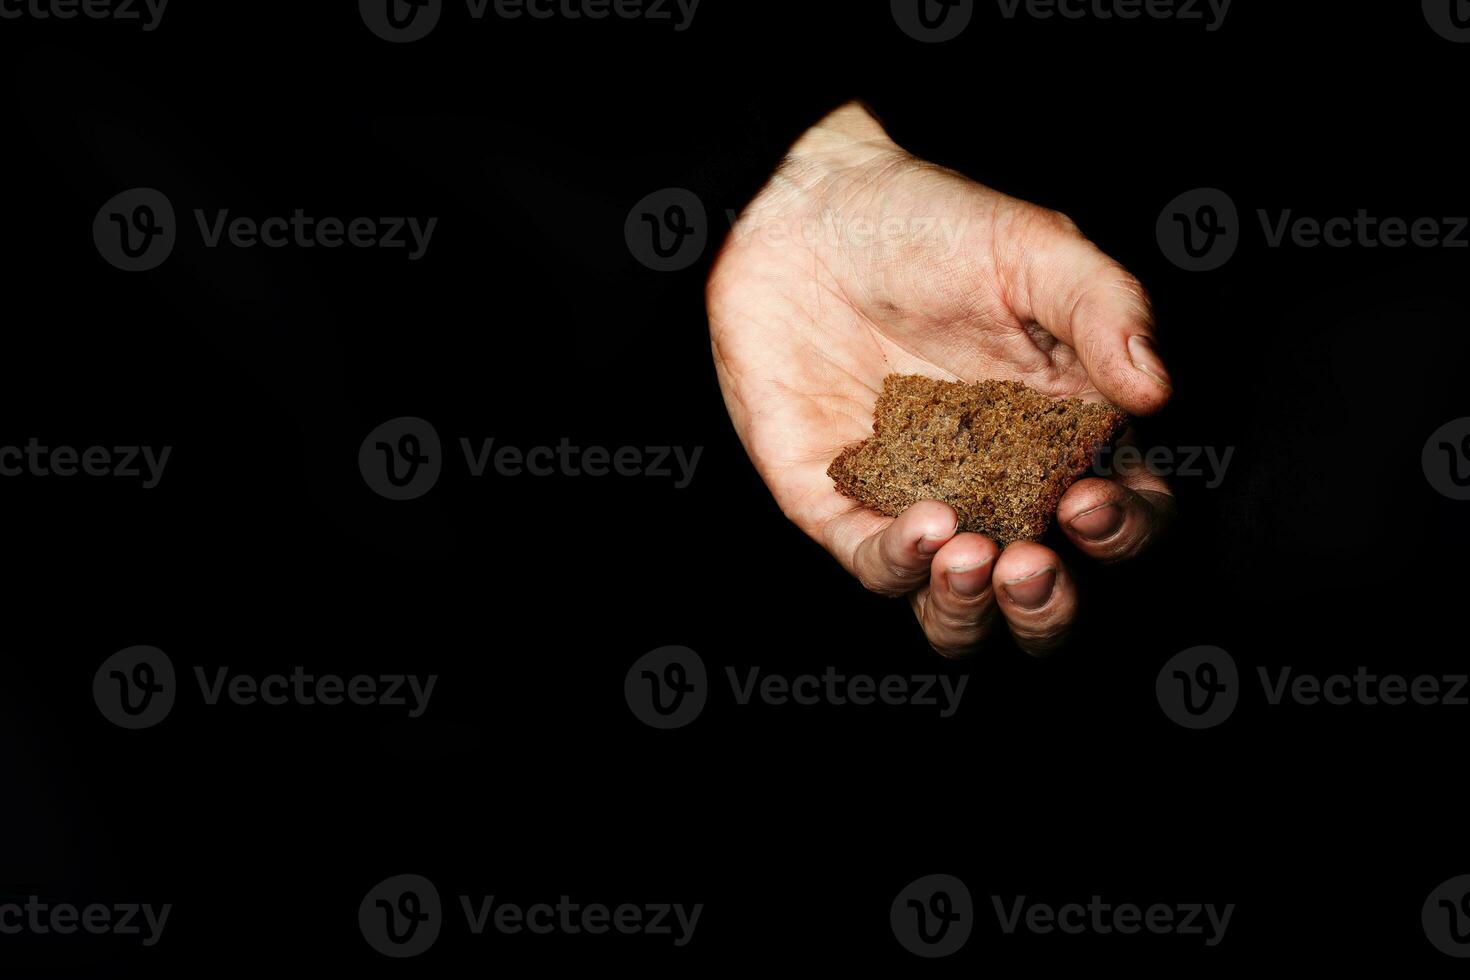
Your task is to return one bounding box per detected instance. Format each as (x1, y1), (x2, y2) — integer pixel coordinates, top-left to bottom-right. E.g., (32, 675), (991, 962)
(828, 375), (1128, 546)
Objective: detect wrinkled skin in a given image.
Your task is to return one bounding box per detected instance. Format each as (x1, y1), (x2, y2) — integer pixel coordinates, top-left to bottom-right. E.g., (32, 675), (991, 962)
(707, 103), (1176, 657)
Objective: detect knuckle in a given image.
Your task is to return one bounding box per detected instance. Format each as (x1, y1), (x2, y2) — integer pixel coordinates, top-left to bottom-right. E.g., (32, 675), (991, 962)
(859, 559), (920, 597)
(880, 558), (927, 591)
(1088, 496), (1175, 564)
(858, 571), (906, 597)
(924, 617), (982, 659)
(1041, 207), (1082, 238)
(1096, 522), (1156, 563)
(1008, 204), (1084, 255)
(1107, 274), (1157, 329)
(1111, 272), (1153, 310)
(1008, 618), (1072, 656)
(922, 607), (995, 660)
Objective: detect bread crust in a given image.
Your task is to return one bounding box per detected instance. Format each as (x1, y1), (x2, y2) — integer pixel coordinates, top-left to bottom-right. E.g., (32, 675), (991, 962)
(827, 375), (1129, 546)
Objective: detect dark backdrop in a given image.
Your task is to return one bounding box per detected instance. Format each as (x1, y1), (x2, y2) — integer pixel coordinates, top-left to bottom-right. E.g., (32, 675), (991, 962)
(2, 1), (1467, 973)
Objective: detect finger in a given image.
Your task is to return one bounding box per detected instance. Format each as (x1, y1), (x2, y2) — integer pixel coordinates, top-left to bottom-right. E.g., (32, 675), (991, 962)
(1057, 476), (1176, 564)
(909, 532), (1003, 658)
(841, 499), (958, 597)
(993, 541), (1079, 657)
(1003, 208), (1172, 416)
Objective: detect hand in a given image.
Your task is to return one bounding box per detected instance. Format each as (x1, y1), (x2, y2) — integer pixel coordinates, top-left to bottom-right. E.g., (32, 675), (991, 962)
(706, 102), (1176, 657)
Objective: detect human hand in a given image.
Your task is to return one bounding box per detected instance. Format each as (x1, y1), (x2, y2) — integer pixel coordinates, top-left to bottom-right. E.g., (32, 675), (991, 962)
(706, 102), (1175, 656)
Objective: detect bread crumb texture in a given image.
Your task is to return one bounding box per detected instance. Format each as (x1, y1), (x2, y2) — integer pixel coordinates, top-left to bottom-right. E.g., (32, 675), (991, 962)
(828, 375), (1128, 546)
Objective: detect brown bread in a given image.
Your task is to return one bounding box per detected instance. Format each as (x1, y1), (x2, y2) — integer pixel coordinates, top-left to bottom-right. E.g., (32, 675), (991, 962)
(828, 375), (1128, 546)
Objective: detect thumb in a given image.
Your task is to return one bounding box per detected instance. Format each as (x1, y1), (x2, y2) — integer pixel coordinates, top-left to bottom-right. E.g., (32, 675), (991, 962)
(1003, 208), (1172, 416)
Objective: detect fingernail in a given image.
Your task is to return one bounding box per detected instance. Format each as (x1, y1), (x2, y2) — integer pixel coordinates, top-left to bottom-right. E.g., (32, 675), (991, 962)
(918, 521), (957, 556)
(1003, 567), (1056, 610)
(1128, 334), (1172, 390)
(1069, 503), (1124, 542)
(947, 559), (993, 599)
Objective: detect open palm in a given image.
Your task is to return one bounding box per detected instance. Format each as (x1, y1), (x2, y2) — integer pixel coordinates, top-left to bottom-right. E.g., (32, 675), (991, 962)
(707, 103), (1176, 656)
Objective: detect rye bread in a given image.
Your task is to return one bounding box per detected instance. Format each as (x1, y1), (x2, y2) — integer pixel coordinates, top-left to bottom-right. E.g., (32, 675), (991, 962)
(828, 375), (1128, 546)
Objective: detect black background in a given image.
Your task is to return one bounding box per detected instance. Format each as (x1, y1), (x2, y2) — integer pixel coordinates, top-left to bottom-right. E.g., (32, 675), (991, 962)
(2, 0), (1467, 973)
